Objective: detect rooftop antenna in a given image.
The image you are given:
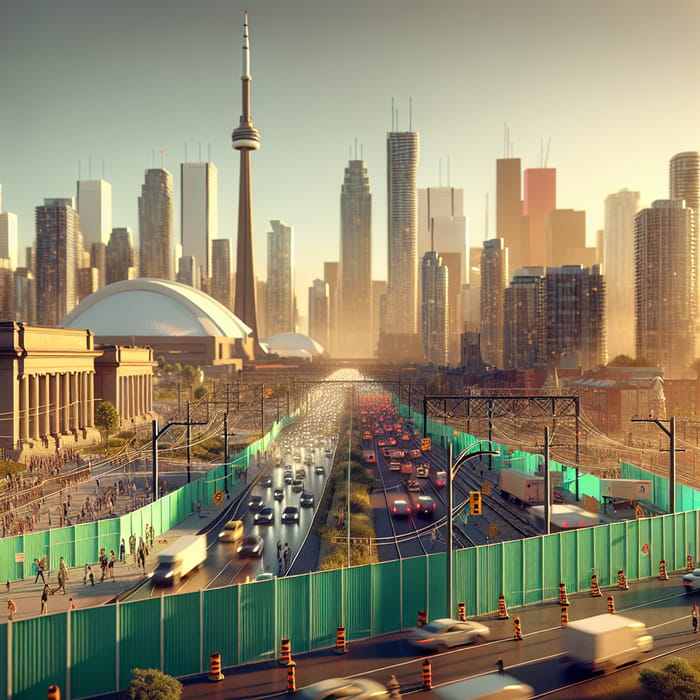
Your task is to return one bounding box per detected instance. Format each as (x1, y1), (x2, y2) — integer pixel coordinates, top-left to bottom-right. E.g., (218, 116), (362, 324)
(544, 137), (551, 168)
(395, 107), (399, 132)
(409, 97), (413, 131)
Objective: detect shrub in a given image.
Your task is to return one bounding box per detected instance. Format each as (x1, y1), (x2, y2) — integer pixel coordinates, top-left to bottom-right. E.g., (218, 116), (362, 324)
(127, 668), (182, 700)
(639, 657), (700, 699)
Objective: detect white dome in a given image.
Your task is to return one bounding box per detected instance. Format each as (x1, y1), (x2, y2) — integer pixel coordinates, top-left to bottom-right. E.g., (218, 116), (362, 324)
(62, 279), (253, 339)
(260, 332), (324, 357)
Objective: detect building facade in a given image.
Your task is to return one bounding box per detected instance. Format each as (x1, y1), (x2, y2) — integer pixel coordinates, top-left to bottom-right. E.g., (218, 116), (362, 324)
(604, 189), (640, 359)
(106, 228), (136, 285)
(35, 198), (80, 326)
(635, 200), (696, 376)
(180, 162), (218, 290)
(386, 131), (420, 335)
(503, 267), (546, 369)
(523, 168), (555, 267)
(480, 238), (508, 368)
(77, 180), (112, 249)
(339, 159), (372, 357)
(421, 251), (448, 366)
(138, 169), (173, 280)
(210, 238), (232, 309)
(496, 158), (523, 275)
(308, 278), (329, 349)
(266, 220), (294, 336)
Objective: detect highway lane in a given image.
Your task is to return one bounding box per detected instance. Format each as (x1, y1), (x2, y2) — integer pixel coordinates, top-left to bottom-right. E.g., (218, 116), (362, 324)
(179, 572), (700, 698)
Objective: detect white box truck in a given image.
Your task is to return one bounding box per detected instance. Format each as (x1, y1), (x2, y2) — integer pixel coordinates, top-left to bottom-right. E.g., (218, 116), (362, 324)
(562, 613), (653, 673)
(153, 534), (207, 586)
(498, 469), (545, 506)
(599, 479), (652, 501)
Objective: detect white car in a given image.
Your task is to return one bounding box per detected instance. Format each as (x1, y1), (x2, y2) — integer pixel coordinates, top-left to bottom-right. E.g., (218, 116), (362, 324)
(408, 617), (490, 651)
(295, 677), (389, 699)
(683, 569), (700, 593)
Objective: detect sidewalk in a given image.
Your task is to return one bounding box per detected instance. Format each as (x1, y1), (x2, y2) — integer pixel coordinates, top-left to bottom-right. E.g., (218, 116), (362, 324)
(2, 505), (221, 622)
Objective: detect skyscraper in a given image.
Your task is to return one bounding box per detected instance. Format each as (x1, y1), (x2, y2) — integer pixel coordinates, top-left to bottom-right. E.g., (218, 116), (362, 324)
(339, 159), (372, 357)
(421, 251), (448, 366)
(138, 169), (173, 280)
(181, 162), (218, 290)
(308, 279), (329, 349)
(496, 158), (523, 275)
(386, 130), (419, 334)
(106, 227), (136, 285)
(35, 198), (80, 325)
(232, 11), (261, 342)
(480, 238), (507, 368)
(635, 200), (696, 376)
(324, 261), (339, 356)
(545, 265), (606, 370)
(503, 267), (546, 369)
(266, 220), (294, 336)
(604, 189), (640, 359)
(547, 209), (594, 267)
(77, 180), (112, 248)
(670, 151), (700, 215)
(523, 168), (556, 267)
(0, 210), (18, 270)
(211, 238), (232, 309)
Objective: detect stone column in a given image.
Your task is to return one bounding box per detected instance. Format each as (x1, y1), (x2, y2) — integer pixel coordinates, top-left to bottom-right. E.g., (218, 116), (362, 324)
(30, 374), (40, 440)
(40, 374), (50, 438)
(62, 372), (70, 433)
(87, 372), (94, 427)
(50, 373), (60, 435)
(71, 372), (79, 431)
(19, 375), (29, 441)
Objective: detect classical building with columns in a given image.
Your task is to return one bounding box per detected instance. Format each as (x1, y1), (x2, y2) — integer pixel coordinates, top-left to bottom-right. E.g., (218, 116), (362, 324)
(0, 323), (155, 460)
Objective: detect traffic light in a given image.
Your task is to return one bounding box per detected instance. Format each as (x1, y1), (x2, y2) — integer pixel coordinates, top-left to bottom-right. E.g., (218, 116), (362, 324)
(470, 491), (482, 516)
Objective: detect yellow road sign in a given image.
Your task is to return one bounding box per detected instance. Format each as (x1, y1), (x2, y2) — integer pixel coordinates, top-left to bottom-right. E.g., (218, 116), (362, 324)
(482, 482), (490, 496)
(488, 524), (499, 539)
(421, 437), (432, 452)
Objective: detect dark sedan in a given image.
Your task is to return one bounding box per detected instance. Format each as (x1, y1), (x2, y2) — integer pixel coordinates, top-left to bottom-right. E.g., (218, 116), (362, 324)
(237, 535), (264, 558)
(281, 506), (300, 524)
(254, 507), (274, 524)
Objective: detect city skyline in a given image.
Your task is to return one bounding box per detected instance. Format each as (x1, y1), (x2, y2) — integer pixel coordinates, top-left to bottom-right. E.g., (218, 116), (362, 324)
(2, 0), (699, 309)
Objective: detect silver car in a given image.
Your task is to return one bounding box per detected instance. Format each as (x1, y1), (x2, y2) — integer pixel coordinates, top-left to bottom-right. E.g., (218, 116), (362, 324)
(408, 617), (490, 651)
(295, 676), (389, 699)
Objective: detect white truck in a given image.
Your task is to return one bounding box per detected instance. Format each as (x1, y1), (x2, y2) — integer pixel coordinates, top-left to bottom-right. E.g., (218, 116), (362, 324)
(498, 469), (546, 506)
(153, 534), (207, 586)
(599, 479), (652, 502)
(562, 613), (653, 673)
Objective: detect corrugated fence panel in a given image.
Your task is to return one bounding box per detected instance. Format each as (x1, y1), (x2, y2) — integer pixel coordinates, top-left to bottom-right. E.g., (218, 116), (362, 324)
(594, 525), (612, 586)
(575, 526), (596, 591)
(347, 565), (372, 641)
(12, 613), (67, 700)
(523, 537), (543, 605)
(0, 535), (24, 581)
(97, 518), (120, 559)
(503, 539), (524, 608)
(372, 559), (401, 635)
(239, 580), (275, 663)
(636, 518), (654, 580)
(164, 591), (201, 678)
(608, 522), (628, 579)
(455, 548), (477, 616)
(23, 531), (49, 576)
(310, 568), (341, 649)
(474, 544), (503, 614)
(118, 598), (161, 689)
(74, 522), (98, 568)
(624, 520), (639, 580)
(558, 530), (578, 593)
(675, 512), (691, 569)
(277, 575), (311, 653)
(401, 555), (428, 629)
(203, 586), (238, 670)
(50, 525), (76, 569)
(542, 533), (561, 601)
(0, 623), (6, 699)
(427, 551), (447, 620)
(70, 605), (116, 699)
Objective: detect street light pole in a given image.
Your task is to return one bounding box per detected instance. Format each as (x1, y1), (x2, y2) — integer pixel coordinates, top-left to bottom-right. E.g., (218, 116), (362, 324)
(446, 441), (499, 618)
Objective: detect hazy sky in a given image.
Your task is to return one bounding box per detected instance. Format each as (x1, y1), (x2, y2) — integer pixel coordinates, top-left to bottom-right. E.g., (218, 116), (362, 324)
(2, 0), (699, 314)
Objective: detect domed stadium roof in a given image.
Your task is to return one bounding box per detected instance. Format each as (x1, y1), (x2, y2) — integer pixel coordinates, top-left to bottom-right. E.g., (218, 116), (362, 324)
(63, 279), (253, 339)
(260, 332), (324, 359)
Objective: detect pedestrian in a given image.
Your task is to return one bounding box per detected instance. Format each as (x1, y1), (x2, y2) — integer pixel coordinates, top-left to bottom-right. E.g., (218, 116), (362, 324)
(129, 533), (136, 560)
(276, 540), (282, 561)
(41, 584), (50, 615)
(497, 658), (504, 675)
(87, 565), (94, 586)
(692, 604), (699, 633)
(54, 567), (66, 595)
(95, 478), (100, 494)
(197, 501), (203, 518)
(149, 526), (154, 549)
(283, 543), (291, 573)
(7, 599), (16, 621)
(430, 528), (437, 552)
(33, 558), (46, 584)
(119, 538), (126, 563)
(137, 542), (146, 574)
(108, 550), (115, 579)
(83, 563), (88, 585)
(99, 550), (107, 582)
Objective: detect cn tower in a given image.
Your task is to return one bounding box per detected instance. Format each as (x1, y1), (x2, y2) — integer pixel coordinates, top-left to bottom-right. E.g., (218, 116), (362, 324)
(232, 11), (261, 347)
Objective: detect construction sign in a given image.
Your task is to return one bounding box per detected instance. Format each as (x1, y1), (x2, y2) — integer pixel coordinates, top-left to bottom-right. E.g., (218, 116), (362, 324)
(421, 437), (432, 452)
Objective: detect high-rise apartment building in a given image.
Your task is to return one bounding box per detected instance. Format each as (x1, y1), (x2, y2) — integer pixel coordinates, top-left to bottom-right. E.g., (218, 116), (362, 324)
(13, 268), (34, 323)
(604, 189), (640, 359)
(35, 198), (80, 325)
(308, 279), (329, 349)
(176, 256), (200, 288)
(77, 180), (112, 248)
(670, 151), (700, 214)
(89, 242), (106, 289)
(266, 220), (294, 336)
(545, 265), (606, 370)
(635, 200), (696, 376)
(138, 169), (173, 280)
(418, 186), (469, 364)
(181, 162), (218, 290)
(339, 159), (372, 357)
(503, 267), (546, 369)
(496, 158), (523, 275)
(210, 239), (232, 309)
(480, 238), (508, 367)
(421, 251), (449, 366)
(0, 187), (19, 272)
(386, 131), (420, 334)
(106, 228), (136, 285)
(523, 168), (556, 267)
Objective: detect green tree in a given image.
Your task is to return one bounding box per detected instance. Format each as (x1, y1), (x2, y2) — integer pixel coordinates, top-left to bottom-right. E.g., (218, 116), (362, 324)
(94, 401), (120, 445)
(193, 385), (207, 400)
(608, 354), (656, 368)
(639, 657), (700, 699)
(127, 668), (182, 700)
